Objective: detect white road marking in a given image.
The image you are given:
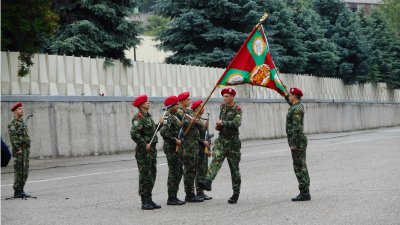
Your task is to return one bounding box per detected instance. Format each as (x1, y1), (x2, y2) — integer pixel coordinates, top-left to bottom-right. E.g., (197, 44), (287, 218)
(1, 135), (397, 187)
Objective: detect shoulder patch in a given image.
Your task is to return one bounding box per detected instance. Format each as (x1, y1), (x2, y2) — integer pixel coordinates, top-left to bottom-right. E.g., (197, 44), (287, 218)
(137, 112), (143, 119)
(9, 125), (15, 131)
(236, 106), (241, 111)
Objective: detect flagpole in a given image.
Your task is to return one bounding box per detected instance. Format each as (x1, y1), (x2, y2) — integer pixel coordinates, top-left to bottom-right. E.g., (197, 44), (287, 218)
(183, 13), (269, 136)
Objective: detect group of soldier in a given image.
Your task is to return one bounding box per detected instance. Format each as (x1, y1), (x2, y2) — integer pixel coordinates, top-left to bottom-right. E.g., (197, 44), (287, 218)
(7, 86), (311, 210)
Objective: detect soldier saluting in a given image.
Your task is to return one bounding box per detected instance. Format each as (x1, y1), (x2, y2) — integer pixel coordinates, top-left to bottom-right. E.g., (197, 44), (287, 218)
(198, 88), (243, 204)
(285, 87), (311, 201)
(130, 95), (163, 210)
(8, 102), (31, 198)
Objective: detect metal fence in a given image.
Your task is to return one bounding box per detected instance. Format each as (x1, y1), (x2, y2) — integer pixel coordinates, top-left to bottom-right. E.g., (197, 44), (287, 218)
(2, 51), (399, 102)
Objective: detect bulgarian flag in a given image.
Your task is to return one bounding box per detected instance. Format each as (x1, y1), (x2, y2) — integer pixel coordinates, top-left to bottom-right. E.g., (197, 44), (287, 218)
(218, 25), (288, 96)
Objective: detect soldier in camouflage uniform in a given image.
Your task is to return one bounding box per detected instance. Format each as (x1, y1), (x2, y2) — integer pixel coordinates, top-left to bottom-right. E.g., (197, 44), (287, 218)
(8, 102), (31, 198)
(285, 87), (311, 201)
(198, 88), (243, 204)
(191, 100), (212, 200)
(177, 92), (204, 202)
(130, 95), (163, 210)
(160, 96), (186, 205)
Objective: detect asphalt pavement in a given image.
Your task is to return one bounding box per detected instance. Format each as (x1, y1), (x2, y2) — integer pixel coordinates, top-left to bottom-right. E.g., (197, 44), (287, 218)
(1, 127), (400, 225)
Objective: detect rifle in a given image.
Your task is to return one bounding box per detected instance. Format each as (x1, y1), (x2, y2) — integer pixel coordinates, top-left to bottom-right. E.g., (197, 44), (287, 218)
(175, 125), (184, 153)
(203, 113), (214, 157)
(148, 109), (167, 146)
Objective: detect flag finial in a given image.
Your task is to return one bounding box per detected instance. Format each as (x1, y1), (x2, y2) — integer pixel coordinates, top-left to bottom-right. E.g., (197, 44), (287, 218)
(256, 13), (269, 29)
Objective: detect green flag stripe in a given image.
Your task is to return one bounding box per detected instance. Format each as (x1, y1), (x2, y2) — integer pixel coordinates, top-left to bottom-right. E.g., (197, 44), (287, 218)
(220, 68), (251, 86)
(247, 30), (269, 66)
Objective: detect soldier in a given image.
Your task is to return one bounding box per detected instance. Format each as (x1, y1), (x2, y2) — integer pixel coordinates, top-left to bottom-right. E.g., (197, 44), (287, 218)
(177, 92), (204, 202)
(198, 88), (243, 204)
(191, 100), (212, 200)
(8, 102), (31, 198)
(285, 87), (311, 201)
(130, 95), (163, 210)
(160, 96), (186, 205)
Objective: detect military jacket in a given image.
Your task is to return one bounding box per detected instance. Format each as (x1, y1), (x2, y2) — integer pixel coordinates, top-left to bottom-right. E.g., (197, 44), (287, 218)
(130, 110), (158, 147)
(8, 118), (31, 151)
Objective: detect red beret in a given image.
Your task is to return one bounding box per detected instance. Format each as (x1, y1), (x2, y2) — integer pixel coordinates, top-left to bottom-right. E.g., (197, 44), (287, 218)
(290, 87), (303, 97)
(164, 96), (179, 107)
(11, 102), (23, 111)
(178, 92), (190, 101)
(191, 100), (203, 110)
(221, 88), (236, 96)
(132, 95), (148, 107)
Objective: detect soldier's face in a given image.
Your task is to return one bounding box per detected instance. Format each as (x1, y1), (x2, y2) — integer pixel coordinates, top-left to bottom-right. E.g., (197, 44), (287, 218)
(183, 98), (191, 107)
(169, 104), (179, 113)
(195, 104), (205, 115)
(14, 107), (24, 117)
(223, 94), (234, 105)
(288, 93), (297, 104)
(140, 101), (150, 110)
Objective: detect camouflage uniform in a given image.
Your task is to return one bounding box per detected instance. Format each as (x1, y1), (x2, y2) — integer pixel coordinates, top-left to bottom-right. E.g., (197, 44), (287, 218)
(160, 111), (184, 198)
(177, 108), (200, 195)
(8, 117), (31, 193)
(206, 104), (242, 194)
(195, 121), (209, 195)
(130, 110), (158, 203)
(286, 102), (310, 193)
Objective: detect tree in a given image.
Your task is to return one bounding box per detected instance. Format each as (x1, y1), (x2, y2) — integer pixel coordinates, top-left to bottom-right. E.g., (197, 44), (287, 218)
(50, 0), (143, 66)
(291, 4), (339, 77)
(1, 0), (58, 77)
(258, 0), (308, 74)
(312, 0), (370, 83)
(359, 10), (400, 88)
(380, 0), (400, 37)
(145, 15), (171, 36)
(155, 0), (260, 67)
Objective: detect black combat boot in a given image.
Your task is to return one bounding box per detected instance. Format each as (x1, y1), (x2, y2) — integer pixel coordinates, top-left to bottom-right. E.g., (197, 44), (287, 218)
(197, 179), (212, 191)
(228, 193), (239, 204)
(291, 192), (311, 201)
(14, 190), (23, 198)
(141, 200), (155, 210)
(197, 192), (212, 200)
(167, 197), (186, 205)
(185, 193), (204, 203)
(149, 200), (161, 209)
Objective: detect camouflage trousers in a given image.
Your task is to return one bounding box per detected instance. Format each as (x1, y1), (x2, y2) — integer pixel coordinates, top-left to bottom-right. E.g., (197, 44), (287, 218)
(182, 139), (199, 194)
(291, 144), (310, 193)
(164, 144), (183, 198)
(13, 148), (30, 192)
(135, 145), (157, 202)
(206, 137), (241, 194)
(195, 144), (209, 194)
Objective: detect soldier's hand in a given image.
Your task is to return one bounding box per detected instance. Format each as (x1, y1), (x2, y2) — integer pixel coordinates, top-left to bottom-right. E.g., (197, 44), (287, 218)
(176, 139), (182, 146)
(216, 119), (222, 126)
(203, 141), (210, 148)
(145, 144), (151, 152)
(16, 149), (22, 155)
(290, 146), (297, 151)
(159, 117), (164, 125)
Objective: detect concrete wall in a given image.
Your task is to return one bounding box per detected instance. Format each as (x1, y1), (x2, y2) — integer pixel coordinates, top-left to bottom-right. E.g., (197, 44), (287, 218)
(2, 51), (400, 102)
(2, 98), (399, 158)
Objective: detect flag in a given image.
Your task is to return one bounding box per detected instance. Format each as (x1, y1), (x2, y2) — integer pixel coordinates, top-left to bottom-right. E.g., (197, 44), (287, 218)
(218, 25), (288, 96)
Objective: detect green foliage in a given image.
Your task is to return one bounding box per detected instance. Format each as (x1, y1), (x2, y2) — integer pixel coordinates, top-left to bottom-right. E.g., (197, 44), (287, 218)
(137, 0), (157, 13)
(155, 0), (259, 67)
(380, 0), (400, 37)
(50, 0), (143, 66)
(145, 15), (171, 36)
(359, 10), (400, 88)
(1, 0), (58, 77)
